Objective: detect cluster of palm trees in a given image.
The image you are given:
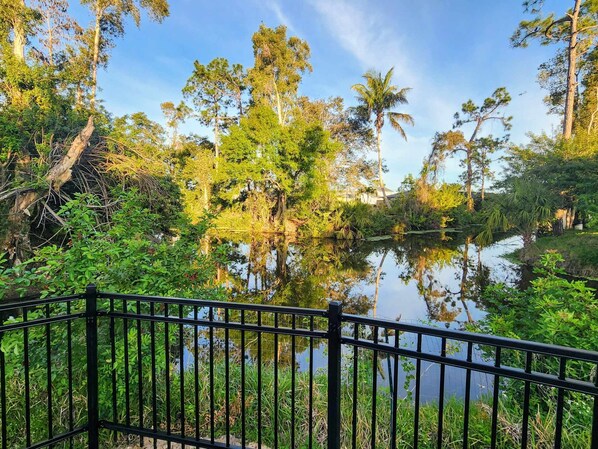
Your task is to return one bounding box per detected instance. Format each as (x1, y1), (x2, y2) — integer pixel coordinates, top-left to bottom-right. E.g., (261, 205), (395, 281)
(352, 67), (414, 206)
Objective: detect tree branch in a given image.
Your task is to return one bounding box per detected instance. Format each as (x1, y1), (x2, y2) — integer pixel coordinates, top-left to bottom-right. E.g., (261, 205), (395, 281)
(544, 16), (571, 39)
(577, 24), (598, 34)
(0, 187), (36, 202)
(516, 26), (543, 45)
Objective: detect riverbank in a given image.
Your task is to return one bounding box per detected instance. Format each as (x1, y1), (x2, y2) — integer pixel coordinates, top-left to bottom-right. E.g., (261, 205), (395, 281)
(518, 230), (598, 280)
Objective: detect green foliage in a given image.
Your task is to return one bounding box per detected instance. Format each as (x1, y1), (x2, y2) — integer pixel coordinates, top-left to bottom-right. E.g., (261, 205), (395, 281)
(2, 191), (221, 299)
(512, 0), (598, 124)
(177, 141), (215, 222)
(183, 57), (246, 148)
(351, 67), (413, 206)
(527, 230), (598, 278)
(217, 104), (340, 229)
(391, 176), (466, 231)
(482, 251), (597, 363)
(477, 177), (556, 251)
(351, 68), (414, 139)
(504, 131), (598, 227)
(579, 192), (598, 227)
(427, 88), (511, 210)
(479, 251), (598, 432)
(338, 202), (394, 238)
(306, 176), (467, 239)
(248, 24), (312, 125)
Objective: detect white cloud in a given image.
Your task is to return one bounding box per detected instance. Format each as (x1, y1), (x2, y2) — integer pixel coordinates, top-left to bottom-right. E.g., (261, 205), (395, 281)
(307, 0), (412, 82)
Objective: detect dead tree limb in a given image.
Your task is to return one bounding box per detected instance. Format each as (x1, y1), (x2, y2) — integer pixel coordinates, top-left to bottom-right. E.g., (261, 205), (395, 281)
(2, 116), (95, 265)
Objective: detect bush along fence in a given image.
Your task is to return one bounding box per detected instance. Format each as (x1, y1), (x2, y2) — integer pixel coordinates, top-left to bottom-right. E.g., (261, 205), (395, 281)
(0, 285), (597, 448)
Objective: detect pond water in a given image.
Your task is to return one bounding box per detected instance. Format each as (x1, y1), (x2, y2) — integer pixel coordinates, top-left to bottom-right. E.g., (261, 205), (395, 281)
(209, 233), (527, 401)
(218, 233), (524, 325)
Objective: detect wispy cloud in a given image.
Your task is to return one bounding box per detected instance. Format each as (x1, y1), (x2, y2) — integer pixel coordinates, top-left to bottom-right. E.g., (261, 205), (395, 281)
(265, 1), (297, 33)
(307, 0), (412, 83)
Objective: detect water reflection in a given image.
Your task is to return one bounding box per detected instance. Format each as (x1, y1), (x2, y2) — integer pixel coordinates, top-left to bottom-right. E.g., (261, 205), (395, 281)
(220, 238), (372, 314)
(183, 234), (525, 402)
(216, 233), (523, 327)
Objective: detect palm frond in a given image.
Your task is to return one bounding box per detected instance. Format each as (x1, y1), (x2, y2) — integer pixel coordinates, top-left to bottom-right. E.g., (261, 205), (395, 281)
(390, 122), (407, 140)
(383, 67), (395, 88)
(388, 112), (414, 126)
(390, 87), (412, 106)
(476, 206), (509, 246)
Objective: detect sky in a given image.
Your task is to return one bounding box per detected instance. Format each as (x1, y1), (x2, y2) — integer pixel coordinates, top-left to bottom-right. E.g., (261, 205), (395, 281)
(84, 0), (569, 189)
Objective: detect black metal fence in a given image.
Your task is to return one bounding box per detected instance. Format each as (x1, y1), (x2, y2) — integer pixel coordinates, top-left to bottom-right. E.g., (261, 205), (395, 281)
(0, 286), (597, 448)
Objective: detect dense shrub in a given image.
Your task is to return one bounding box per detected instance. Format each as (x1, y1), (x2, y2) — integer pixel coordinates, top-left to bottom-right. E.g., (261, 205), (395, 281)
(478, 251), (597, 430)
(391, 177), (466, 230)
(338, 202), (395, 238)
(1, 191), (223, 299)
(481, 252), (597, 354)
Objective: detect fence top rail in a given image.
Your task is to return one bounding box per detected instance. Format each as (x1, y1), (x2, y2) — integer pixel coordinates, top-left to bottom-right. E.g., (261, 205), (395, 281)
(3, 290), (596, 365)
(344, 336), (598, 395)
(98, 291), (329, 318)
(103, 309), (328, 338)
(0, 293), (83, 313)
(343, 313), (598, 364)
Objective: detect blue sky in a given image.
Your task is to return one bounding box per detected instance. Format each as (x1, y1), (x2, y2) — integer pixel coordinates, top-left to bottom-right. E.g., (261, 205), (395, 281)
(86, 0), (568, 188)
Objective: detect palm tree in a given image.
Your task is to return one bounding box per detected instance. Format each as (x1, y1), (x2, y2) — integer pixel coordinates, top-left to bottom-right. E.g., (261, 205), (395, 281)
(352, 68), (414, 206)
(476, 178), (556, 260)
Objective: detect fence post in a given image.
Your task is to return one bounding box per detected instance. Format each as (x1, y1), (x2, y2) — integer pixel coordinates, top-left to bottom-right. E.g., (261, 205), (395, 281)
(327, 301), (342, 449)
(85, 284), (99, 449)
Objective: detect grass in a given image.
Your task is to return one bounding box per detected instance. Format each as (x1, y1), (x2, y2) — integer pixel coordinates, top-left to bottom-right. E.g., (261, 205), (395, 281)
(2, 316), (595, 449)
(530, 230), (598, 279)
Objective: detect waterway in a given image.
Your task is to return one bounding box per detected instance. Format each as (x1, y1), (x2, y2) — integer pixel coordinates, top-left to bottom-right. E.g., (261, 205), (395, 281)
(211, 233), (527, 401)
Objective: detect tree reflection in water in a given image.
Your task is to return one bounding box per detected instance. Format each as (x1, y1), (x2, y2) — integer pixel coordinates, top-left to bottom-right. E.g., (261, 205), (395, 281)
(217, 233), (492, 328)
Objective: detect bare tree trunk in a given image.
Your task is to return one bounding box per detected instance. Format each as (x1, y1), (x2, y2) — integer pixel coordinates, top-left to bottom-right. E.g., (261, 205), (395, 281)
(459, 236), (474, 323)
(75, 84), (83, 108)
(90, 5), (103, 109)
(236, 90), (244, 117)
(203, 185), (209, 211)
(3, 190), (39, 265)
(480, 170), (485, 202)
(552, 218), (564, 236)
(273, 74), (283, 126)
(563, 0), (581, 139)
(569, 206), (576, 228)
(520, 230), (535, 262)
(214, 114), (220, 168)
(46, 117), (95, 188)
(12, 0), (26, 61)
(47, 16), (54, 65)
(465, 120), (483, 212)
(465, 146), (474, 211)
(376, 126), (389, 207)
(275, 239), (288, 281)
(275, 191), (287, 231)
(246, 242), (253, 289)
(171, 124), (179, 150)
(589, 87), (598, 132)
